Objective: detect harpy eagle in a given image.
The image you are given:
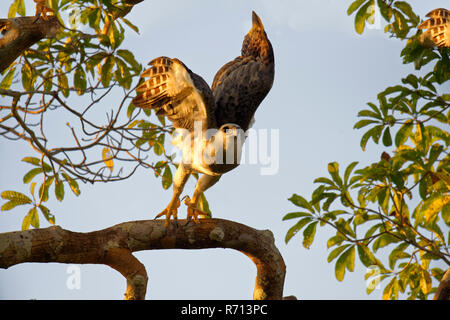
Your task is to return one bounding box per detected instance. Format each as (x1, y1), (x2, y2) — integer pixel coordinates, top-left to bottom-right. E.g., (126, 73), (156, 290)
(132, 11), (274, 225)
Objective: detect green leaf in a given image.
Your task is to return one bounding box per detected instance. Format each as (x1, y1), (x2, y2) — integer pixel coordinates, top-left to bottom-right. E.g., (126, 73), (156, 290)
(39, 205), (55, 225)
(427, 144), (444, 168)
(73, 67), (87, 95)
(17, 0), (25, 16)
(38, 176), (54, 203)
(43, 69), (53, 92)
(388, 242), (410, 269)
(327, 162), (343, 187)
(394, 1), (417, 21)
(61, 172), (80, 196)
(8, 0), (18, 18)
(288, 194), (314, 213)
(23, 167), (44, 184)
(335, 245), (355, 281)
(57, 71), (69, 98)
(372, 233), (401, 252)
(0, 66), (16, 90)
(21, 63), (33, 91)
(443, 203), (450, 226)
(54, 177), (65, 202)
(314, 177), (336, 187)
(22, 207), (39, 230)
(357, 243), (377, 267)
(114, 57), (132, 89)
(360, 125), (383, 151)
(377, 0), (391, 21)
(328, 244), (351, 263)
(357, 109), (383, 120)
(1, 200), (22, 211)
(327, 234), (346, 248)
(161, 165), (172, 190)
(347, 0), (367, 15)
(117, 49), (140, 71)
(344, 161), (359, 185)
(22, 157), (52, 172)
(127, 103), (136, 118)
(1, 191), (32, 210)
(197, 193), (211, 217)
(353, 119), (379, 129)
(382, 126), (392, 147)
(395, 121), (413, 147)
(101, 56), (115, 87)
(153, 134), (165, 156)
(354, 0), (372, 34)
(285, 216), (312, 243)
(302, 221), (318, 249)
(282, 212), (312, 221)
(121, 17), (140, 34)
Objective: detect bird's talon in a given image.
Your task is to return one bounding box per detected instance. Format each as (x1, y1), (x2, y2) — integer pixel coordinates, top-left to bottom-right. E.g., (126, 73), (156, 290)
(184, 196), (207, 225)
(156, 198), (181, 227)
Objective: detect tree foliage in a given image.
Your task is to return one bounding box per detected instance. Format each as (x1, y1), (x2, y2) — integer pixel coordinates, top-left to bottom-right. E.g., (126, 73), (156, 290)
(284, 0), (449, 300)
(0, 0), (181, 229)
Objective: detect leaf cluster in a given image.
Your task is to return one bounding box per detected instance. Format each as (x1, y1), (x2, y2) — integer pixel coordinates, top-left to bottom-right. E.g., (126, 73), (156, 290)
(285, 1), (449, 300)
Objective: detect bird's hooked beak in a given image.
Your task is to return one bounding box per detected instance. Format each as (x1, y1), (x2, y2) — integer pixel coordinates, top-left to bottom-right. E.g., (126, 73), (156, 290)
(251, 11), (264, 30)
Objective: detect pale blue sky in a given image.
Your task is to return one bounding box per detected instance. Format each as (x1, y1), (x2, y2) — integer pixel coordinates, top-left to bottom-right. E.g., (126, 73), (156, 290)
(0, 0), (449, 299)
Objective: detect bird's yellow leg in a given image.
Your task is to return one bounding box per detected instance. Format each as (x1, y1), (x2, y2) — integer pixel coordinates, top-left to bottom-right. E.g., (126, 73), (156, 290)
(184, 194), (204, 224)
(155, 163), (191, 227)
(185, 174), (221, 224)
(155, 196), (180, 227)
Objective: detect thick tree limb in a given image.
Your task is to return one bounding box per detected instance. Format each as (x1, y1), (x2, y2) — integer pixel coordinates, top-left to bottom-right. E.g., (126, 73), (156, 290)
(434, 267), (450, 300)
(0, 1), (145, 73)
(0, 218), (286, 300)
(0, 16), (60, 73)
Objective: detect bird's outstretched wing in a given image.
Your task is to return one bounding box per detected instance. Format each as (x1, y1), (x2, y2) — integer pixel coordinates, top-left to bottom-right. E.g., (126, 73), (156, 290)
(132, 57), (216, 131)
(418, 8), (450, 48)
(212, 11), (275, 131)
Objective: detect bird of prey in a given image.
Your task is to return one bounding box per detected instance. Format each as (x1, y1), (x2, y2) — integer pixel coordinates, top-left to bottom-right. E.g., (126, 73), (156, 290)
(418, 8), (450, 48)
(132, 11), (274, 226)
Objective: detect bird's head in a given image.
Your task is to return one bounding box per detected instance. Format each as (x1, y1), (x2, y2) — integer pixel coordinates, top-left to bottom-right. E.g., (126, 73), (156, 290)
(218, 123), (245, 146)
(203, 123), (244, 167)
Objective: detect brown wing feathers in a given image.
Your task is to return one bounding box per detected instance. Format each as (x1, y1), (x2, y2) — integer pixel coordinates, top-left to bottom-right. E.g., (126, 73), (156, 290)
(132, 56), (214, 130)
(212, 11), (274, 131)
(132, 12), (274, 133)
(133, 59), (171, 109)
(418, 8), (450, 48)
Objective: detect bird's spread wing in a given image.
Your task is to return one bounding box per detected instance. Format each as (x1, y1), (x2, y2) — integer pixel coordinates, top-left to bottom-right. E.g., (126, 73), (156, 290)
(418, 8), (450, 48)
(212, 11), (274, 131)
(132, 57), (216, 131)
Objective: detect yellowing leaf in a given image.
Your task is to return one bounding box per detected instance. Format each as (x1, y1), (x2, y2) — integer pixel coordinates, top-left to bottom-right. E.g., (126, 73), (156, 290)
(102, 147), (114, 172)
(422, 194), (450, 222)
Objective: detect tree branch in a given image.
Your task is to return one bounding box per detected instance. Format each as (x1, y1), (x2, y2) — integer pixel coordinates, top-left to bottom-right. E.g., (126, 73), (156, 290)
(0, 16), (60, 73)
(434, 267), (450, 300)
(0, 218), (286, 300)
